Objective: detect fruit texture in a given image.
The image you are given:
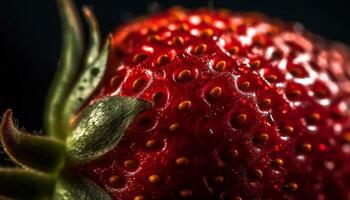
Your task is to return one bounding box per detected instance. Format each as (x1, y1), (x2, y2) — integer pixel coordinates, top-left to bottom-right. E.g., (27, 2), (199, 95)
(77, 8), (350, 200)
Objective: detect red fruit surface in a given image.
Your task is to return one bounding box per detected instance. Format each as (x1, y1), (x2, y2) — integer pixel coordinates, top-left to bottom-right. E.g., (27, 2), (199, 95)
(79, 8), (350, 200)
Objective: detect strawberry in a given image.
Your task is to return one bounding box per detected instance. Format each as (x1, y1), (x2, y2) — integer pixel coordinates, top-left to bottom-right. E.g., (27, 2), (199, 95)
(0, 1), (350, 200)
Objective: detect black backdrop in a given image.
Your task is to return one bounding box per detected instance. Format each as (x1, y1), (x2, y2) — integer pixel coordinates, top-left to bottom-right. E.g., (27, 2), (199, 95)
(0, 0), (349, 132)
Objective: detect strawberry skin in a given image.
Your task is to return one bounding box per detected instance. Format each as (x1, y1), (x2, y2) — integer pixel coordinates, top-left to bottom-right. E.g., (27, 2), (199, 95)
(78, 8), (350, 200)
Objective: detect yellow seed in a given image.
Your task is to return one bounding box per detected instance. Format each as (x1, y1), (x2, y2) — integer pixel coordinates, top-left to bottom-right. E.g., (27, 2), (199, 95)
(169, 123), (179, 132)
(148, 174), (160, 183)
(251, 60), (261, 69)
(239, 81), (250, 91)
(177, 100), (191, 111)
(300, 143), (312, 153)
(193, 44), (207, 54)
(209, 87), (222, 99)
(253, 133), (269, 144)
(200, 29), (214, 37)
(287, 90), (302, 99)
(260, 98), (272, 107)
(228, 149), (239, 158)
(289, 67), (303, 77)
(178, 23), (189, 31)
(179, 189), (192, 197)
(307, 112), (321, 124)
(134, 195), (147, 200)
(227, 25), (237, 33)
(285, 182), (298, 192)
(213, 176), (224, 183)
(235, 114), (247, 124)
(265, 74), (277, 83)
(214, 60), (227, 72)
(342, 131), (350, 143)
(272, 158), (284, 167)
(108, 175), (123, 186)
(133, 53), (148, 63)
(251, 169), (263, 179)
(124, 160), (138, 169)
(145, 140), (158, 149)
(157, 54), (170, 66)
(147, 34), (161, 43)
(173, 36), (184, 45)
(175, 157), (190, 166)
(281, 125), (294, 134)
(202, 15), (212, 24)
(177, 70), (192, 82)
(230, 196), (243, 200)
(228, 46), (240, 54)
(253, 36), (266, 47)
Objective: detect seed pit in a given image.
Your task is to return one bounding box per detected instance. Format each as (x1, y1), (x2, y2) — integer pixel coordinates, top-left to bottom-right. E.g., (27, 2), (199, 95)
(108, 175), (125, 188)
(214, 60), (227, 72)
(148, 174), (161, 184)
(178, 189), (192, 198)
(124, 159), (138, 169)
(252, 133), (269, 145)
(134, 195), (147, 200)
(212, 175), (224, 183)
(177, 100), (191, 111)
(271, 158), (284, 167)
(148, 34), (161, 43)
(200, 29), (214, 37)
(133, 53), (148, 63)
(228, 46), (240, 54)
(157, 54), (170, 66)
(172, 36), (184, 45)
(193, 44), (207, 54)
(132, 78), (147, 91)
(177, 70), (192, 82)
(230, 113), (247, 128)
(306, 112), (321, 124)
(110, 75), (123, 88)
(265, 74), (278, 83)
(287, 64), (308, 78)
(169, 123), (180, 132)
(152, 91), (164, 102)
(284, 182), (298, 192)
(298, 143), (312, 153)
(175, 157), (190, 166)
(249, 169), (263, 180)
(251, 60), (261, 69)
(259, 98), (272, 109)
(208, 86), (222, 100)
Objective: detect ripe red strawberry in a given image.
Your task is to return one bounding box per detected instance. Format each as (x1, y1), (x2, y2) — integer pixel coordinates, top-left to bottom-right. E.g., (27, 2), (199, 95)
(77, 7), (350, 200)
(0, 1), (350, 200)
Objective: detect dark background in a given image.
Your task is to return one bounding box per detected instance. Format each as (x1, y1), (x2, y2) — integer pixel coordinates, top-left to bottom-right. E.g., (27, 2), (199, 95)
(0, 0), (349, 132)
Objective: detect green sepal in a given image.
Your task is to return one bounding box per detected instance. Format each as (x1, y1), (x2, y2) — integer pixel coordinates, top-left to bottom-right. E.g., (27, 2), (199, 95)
(66, 96), (151, 164)
(44, 0), (84, 140)
(0, 168), (55, 200)
(62, 36), (112, 129)
(82, 6), (101, 67)
(0, 109), (65, 173)
(53, 174), (111, 200)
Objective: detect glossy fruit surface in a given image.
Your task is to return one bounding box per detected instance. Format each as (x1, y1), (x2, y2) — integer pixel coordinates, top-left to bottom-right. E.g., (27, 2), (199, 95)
(77, 8), (350, 200)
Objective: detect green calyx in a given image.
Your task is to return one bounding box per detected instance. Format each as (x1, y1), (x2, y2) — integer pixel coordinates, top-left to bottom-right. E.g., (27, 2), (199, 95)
(0, 0), (151, 199)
